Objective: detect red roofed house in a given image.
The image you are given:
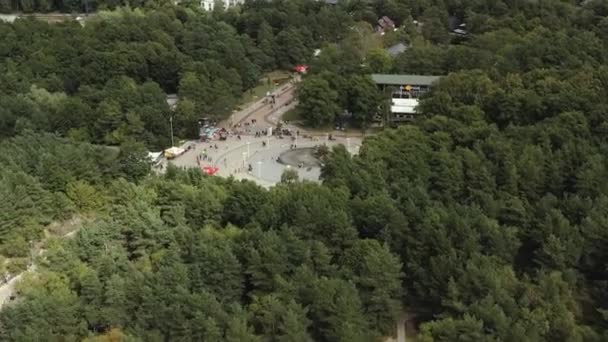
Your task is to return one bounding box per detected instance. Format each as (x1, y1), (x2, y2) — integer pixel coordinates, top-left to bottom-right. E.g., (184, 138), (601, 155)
(377, 16), (395, 32)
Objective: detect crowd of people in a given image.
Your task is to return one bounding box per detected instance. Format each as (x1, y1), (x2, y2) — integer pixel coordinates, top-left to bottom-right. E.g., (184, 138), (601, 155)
(195, 144), (220, 167)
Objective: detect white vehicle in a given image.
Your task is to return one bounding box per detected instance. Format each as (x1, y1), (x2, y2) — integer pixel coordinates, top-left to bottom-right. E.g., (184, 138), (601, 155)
(164, 147), (186, 159)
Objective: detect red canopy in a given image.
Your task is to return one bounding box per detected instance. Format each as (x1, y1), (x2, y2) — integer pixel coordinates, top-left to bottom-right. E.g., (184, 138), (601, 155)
(202, 166), (219, 176)
(294, 64), (308, 73)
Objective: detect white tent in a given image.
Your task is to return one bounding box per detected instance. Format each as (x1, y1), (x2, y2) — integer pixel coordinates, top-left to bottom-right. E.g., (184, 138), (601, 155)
(148, 152), (162, 164)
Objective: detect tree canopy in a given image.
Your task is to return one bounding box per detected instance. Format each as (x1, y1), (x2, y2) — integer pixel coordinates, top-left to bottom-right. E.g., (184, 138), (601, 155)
(1, 0), (608, 341)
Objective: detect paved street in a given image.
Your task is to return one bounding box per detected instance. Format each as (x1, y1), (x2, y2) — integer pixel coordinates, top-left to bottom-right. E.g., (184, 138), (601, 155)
(221, 77), (298, 130)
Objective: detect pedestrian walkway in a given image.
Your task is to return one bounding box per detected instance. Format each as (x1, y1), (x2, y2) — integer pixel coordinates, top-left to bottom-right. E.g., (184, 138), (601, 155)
(221, 78), (298, 129)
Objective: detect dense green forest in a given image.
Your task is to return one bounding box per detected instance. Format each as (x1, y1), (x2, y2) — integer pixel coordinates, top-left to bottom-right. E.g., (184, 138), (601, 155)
(1, 0), (608, 341)
(0, 0), (352, 148)
(0, 0), (164, 13)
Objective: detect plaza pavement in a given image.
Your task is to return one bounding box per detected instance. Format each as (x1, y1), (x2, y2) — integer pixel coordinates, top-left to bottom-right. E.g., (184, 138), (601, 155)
(160, 74), (363, 187)
(161, 134), (361, 186)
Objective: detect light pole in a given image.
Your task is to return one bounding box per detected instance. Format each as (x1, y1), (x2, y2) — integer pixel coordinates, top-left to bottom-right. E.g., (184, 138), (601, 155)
(28, 240), (33, 268)
(257, 161), (262, 178)
(169, 115), (174, 147)
(242, 152), (247, 169)
(384, 86), (393, 127)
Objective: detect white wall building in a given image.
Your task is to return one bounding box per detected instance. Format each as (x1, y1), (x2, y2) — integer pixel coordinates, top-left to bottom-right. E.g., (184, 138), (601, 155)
(391, 98), (418, 116)
(200, 0), (244, 11)
(371, 74), (441, 123)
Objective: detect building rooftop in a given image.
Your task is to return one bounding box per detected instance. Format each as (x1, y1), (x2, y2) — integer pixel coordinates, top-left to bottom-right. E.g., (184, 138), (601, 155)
(386, 43), (408, 57)
(448, 16), (461, 31)
(371, 74), (441, 86)
(378, 16), (395, 30)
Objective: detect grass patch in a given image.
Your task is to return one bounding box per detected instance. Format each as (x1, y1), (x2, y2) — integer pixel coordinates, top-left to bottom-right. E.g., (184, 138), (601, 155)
(239, 70), (293, 106)
(239, 81), (274, 106)
(282, 108), (302, 122)
(266, 70), (292, 82)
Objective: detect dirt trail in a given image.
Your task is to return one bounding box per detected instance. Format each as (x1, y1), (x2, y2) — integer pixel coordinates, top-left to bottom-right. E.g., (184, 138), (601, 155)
(0, 272), (25, 309)
(0, 217), (85, 309)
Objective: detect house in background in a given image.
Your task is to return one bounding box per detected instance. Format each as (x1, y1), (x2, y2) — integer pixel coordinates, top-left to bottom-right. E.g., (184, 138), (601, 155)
(386, 43), (408, 57)
(377, 16), (395, 32)
(448, 15), (469, 37)
(200, 0), (244, 11)
(371, 74), (441, 123)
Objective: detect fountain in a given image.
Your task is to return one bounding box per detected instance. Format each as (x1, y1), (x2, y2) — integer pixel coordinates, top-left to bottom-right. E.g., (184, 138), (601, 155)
(277, 147), (321, 168)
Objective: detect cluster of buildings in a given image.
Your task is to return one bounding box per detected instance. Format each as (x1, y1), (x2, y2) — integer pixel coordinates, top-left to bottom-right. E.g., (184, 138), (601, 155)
(170, 5), (446, 126)
(371, 15), (455, 124)
(172, 0), (243, 11)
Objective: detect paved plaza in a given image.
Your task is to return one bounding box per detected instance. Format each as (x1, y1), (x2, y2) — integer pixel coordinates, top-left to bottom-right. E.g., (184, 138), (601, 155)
(158, 75), (363, 187)
(161, 134), (361, 187)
